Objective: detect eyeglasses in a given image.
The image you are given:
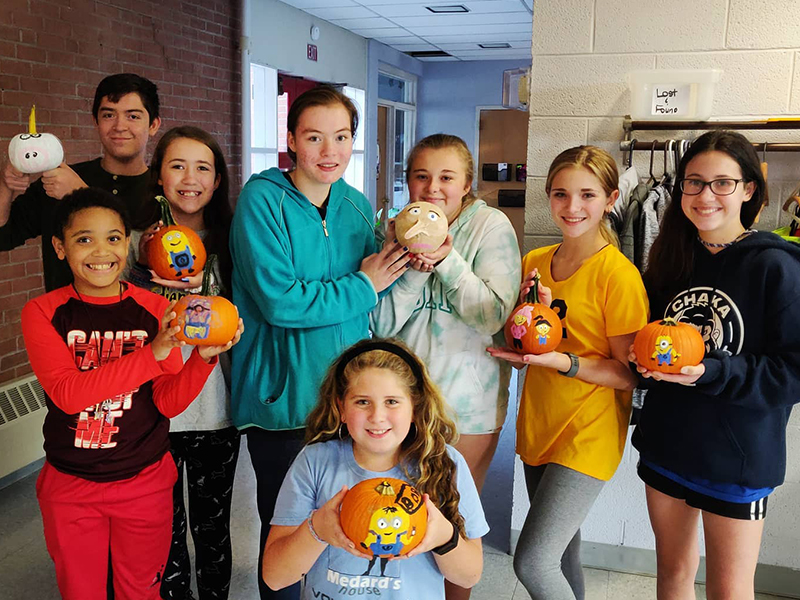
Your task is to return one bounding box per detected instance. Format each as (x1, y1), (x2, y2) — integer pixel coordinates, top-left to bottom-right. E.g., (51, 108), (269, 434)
(679, 178), (745, 196)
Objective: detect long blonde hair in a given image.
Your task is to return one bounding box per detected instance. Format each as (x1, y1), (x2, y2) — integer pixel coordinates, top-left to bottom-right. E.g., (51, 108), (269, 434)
(307, 338), (465, 535)
(406, 133), (478, 211)
(545, 145), (619, 247)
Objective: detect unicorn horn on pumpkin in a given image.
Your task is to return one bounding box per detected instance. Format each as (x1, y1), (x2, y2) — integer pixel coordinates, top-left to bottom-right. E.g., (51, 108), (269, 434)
(8, 105), (64, 174)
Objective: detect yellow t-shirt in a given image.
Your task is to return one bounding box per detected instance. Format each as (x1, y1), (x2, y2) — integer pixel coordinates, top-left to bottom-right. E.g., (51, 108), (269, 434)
(517, 244), (648, 481)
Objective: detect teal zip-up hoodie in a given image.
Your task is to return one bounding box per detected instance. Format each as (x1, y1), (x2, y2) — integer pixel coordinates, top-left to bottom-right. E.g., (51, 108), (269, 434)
(230, 168), (379, 431)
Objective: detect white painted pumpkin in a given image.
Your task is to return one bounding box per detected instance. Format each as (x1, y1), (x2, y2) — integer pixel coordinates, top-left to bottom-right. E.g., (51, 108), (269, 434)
(8, 106), (64, 174)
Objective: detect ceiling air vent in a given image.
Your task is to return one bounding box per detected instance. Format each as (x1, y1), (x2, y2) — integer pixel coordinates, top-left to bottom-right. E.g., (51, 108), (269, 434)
(479, 43), (511, 49)
(425, 5), (470, 13)
(406, 50), (453, 58)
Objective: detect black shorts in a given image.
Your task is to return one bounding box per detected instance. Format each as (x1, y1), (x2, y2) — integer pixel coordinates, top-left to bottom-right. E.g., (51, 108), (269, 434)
(638, 462), (769, 521)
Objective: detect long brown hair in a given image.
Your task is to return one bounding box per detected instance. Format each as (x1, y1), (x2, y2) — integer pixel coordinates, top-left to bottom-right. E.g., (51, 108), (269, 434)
(307, 338), (465, 535)
(545, 145), (620, 247)
(644, 130), (766, 296)
(406, 133), (478, 211)
(138, 126), (233, 296)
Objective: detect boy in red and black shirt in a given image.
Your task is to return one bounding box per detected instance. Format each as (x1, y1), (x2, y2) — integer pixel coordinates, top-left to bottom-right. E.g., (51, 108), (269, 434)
(21, 187), (242, 600)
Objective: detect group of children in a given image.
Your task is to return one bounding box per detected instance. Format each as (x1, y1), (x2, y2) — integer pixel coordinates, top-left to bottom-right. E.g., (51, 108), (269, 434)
(2, 74), (799, 600)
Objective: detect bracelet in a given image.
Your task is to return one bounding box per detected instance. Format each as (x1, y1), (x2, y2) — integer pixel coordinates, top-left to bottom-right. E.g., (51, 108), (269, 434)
(558, 352), (580, 378)
(307, 510), (326, 544)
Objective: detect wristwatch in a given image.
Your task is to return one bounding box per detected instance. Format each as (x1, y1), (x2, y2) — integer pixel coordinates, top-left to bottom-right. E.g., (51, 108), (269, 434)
(558, 352), (580, 378)
(432, 520), (460, 556)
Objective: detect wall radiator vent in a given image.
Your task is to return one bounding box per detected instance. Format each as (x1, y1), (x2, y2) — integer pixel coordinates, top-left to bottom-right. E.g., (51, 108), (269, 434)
(0, 374), (46, 428)
(0, 374), (47, 484)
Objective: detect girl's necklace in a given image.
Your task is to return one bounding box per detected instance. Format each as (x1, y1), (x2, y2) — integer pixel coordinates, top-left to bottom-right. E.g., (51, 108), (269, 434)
(697, 229), (756, 249)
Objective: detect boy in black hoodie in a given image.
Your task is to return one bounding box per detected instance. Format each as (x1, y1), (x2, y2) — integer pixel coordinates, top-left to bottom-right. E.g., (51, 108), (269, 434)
(631, 131), (800, 599)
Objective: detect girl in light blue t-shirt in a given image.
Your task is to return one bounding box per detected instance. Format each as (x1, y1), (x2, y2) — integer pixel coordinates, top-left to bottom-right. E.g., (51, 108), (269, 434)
(263, 338), (488, 600)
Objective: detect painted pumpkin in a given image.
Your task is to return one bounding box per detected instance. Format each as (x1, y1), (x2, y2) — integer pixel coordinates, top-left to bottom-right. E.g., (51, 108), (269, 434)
(146, 196), (207, 280)
(633, 317), (705, 374)
(8, 106), (64, 174)
(504, 273), (562, 354)
(340, 478), (427, 558)
(394, 202), (448, 253)
(170, 294), (239, 346)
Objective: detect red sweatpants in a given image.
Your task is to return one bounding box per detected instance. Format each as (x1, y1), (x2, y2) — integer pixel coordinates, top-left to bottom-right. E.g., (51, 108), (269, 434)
(36, 452), (177, 600)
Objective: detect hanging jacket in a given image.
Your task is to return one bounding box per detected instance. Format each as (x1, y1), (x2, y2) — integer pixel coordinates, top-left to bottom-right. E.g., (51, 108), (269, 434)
(632, 232), (800, 488)
(229, 168), (380, 431)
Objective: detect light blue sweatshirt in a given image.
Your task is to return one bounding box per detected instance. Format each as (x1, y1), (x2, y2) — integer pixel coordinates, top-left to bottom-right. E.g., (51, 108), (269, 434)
(230, 168), (379, 431)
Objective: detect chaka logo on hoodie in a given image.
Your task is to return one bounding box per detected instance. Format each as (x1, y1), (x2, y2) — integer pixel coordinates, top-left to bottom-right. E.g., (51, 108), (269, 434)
(665, 287), (744, 355)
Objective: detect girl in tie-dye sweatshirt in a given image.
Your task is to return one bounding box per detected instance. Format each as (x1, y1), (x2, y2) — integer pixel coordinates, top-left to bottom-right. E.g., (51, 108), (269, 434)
(371, 135), (521, 518)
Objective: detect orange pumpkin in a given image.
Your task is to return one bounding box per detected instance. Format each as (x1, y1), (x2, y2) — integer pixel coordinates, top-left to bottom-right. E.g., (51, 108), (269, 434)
(504, 274), (562, 354)
(170, 294), (239, 346)
(339, 478), (427, 558)
(633, 317), (705, 374)
(146, 196), (207, 280)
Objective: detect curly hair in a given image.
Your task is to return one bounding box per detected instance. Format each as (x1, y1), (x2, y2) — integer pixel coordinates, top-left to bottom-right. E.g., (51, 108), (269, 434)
(306, 338), (466, 536)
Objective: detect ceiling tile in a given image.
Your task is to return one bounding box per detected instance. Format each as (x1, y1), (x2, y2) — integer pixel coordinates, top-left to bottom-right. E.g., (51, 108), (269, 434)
(423, 31), (532, 43)
(389, 43), (439, 51)
(372, 0), (527, 18)
(306, 6), (379, 20)
(277, 0), (357, 8)
(329, 16), (396, 29)
(450, 49), (532, 59)
(351, 27), (413, 38)
(405, 22), (532, 35)
(374, 35), (428, 45)
(392, 12), (530, 27)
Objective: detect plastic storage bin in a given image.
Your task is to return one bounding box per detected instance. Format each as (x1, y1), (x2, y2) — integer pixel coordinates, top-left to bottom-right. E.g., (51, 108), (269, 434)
(627, 69), (722, 121)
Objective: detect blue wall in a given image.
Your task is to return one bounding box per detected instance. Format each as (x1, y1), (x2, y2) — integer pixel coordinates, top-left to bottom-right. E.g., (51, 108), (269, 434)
(417, 59), (531, 161)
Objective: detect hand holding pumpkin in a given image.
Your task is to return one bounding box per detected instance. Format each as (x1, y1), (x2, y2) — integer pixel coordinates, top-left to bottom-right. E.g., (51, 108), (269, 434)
(315, 486), (372, 559)
(1, 161), (31, 194)
(519, 269), (552, 306)
(150, 301), (184, 362)
(402, 494), (456, 560)
(41, 163), (87, 200)
(629, 345), (705, 386)
(409, 234), (453, 268)
(196, 317), (244, 362)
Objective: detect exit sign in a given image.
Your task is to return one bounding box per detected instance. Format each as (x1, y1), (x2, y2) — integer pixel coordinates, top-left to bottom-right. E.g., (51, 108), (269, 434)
(307, 44), (318, 61)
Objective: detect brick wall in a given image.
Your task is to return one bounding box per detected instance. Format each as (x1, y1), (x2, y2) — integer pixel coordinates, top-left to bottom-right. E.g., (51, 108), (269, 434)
(0, 0), (242, 384)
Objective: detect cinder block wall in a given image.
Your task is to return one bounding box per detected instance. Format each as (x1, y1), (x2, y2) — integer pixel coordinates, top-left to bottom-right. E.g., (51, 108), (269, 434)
(0, 0), (241, 384)
(515, 0), (800, 572)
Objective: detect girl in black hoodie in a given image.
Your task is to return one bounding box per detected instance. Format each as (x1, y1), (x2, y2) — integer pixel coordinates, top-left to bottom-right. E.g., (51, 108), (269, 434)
(630, 130), (800, 599)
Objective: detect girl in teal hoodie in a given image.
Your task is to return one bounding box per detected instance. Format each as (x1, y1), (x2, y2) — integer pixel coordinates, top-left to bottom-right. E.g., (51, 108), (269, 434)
(229, 86), (408, 600)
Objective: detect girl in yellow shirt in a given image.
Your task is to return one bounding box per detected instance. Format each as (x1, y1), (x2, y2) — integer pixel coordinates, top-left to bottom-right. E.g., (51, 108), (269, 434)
(489, 146), (648, 600)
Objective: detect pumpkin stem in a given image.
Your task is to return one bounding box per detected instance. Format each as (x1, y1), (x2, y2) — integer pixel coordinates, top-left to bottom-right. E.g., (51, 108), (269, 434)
(660, 317), (678, 326)
(201, 254), (217, 296)
(374, 481), (396, 496)
(155, 195), (177, 227)
(29, 106), (37, 135)
(525, 273), (542, 304)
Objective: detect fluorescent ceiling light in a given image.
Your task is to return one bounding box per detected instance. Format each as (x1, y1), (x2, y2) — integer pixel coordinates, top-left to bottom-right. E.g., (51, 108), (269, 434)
(426, 5), (470, 13)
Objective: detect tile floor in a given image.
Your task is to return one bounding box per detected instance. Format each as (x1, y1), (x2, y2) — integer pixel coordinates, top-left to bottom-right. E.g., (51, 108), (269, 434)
(0, 439), (791, 600)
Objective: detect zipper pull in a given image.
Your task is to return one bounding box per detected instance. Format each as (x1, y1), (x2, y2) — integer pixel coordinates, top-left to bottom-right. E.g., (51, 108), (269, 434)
(322, 219), (329, 237)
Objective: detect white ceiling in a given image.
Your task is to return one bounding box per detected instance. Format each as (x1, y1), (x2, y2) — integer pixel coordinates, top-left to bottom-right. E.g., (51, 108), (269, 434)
(277, 0), (534, 61)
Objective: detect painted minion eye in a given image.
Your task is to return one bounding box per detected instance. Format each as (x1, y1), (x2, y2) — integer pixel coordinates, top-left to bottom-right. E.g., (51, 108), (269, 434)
(392, 517), (402, 529)
(427, 212), (439, 221)
(658, 339), (669, 349)
(409, 207), (421, 215)
(377, 518), (388, 529)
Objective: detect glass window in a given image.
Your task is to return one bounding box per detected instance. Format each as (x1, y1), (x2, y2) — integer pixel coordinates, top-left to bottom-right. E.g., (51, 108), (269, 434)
(379, 73), (413, 104)
(248, 63), (278, 178)
(343, 86), (366, 193)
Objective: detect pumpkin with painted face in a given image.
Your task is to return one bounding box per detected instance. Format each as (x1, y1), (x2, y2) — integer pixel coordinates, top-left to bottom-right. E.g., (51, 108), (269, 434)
(504, 273), (562, 355)
(339, 478), (427, 558)
(8, 106), (64, 174)
(633, 317), (705, 374)
(394, 202), (448, 253)
(146, 196), (207, 280)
